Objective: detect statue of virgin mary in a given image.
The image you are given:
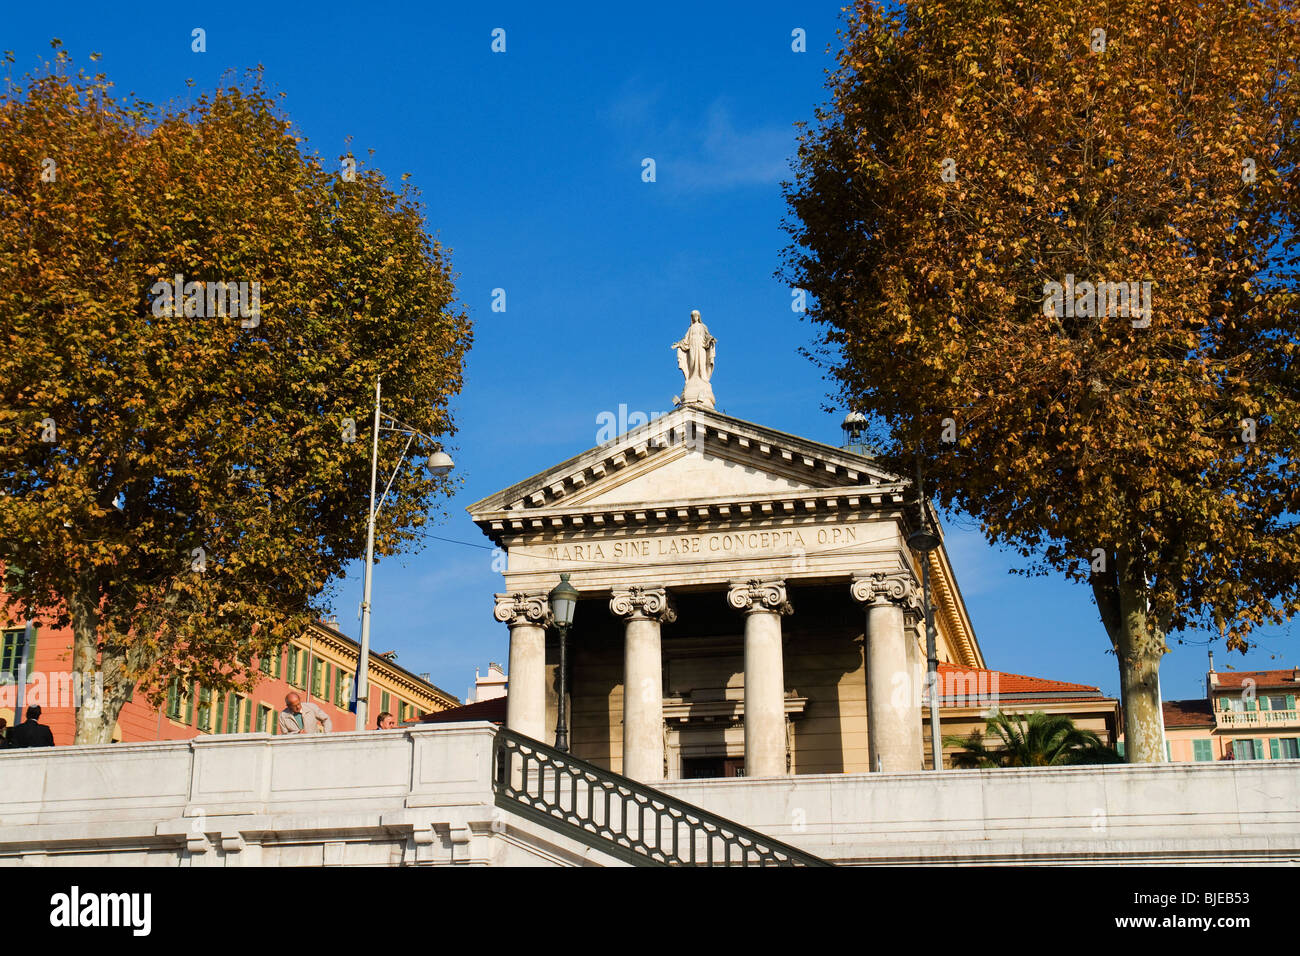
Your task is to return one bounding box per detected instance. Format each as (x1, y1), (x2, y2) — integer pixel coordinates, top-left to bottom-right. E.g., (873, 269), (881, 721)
(672, 310), (716, 408)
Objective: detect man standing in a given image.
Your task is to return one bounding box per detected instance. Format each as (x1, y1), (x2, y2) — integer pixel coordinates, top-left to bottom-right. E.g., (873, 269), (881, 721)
(9, 705), (55, 748)
(277, 692), (332, 736)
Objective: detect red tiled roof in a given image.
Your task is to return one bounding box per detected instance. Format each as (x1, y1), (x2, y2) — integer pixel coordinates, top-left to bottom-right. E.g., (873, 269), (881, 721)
(934, 663), (1108, 704)
(1163, 698), (1215, 728)
(419, 696), (507, 725)
(1212, 668), (1300, 690)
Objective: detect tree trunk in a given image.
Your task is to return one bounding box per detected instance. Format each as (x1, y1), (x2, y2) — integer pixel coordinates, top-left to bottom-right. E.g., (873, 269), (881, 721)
(67, 573), (130, 744)
(1091, 548), (1167, 762)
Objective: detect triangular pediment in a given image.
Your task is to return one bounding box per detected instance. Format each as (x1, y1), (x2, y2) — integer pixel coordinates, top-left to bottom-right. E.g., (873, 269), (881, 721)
(468, 405), (902, 523)
(569, 444), (821, 506)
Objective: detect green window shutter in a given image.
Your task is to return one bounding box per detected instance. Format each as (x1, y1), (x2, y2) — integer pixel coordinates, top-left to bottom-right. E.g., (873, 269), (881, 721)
(333, 667), (341, 707)
(259, 653), (270, 675)
(1165, 741), (1171, 760)
(1270, 738), (1280, 759)
(1117, 741), (1125, 757)
(184, 683), (194, 725)
(1245, 698), (1257, 712)
(166, 678), (180, 719)
(1193, 739), (1212, 761)
(381, 690), (391, 713)
(1287, 695), (1296, 711)
(216, 693), (226, 734)
(1260, 695), (1271, 711)
(241, 697), (251, 733)
(1, 628), (25, 673)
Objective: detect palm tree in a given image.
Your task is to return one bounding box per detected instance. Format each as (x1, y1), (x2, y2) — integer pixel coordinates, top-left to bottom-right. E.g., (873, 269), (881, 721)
(943, 710), (1123, 768)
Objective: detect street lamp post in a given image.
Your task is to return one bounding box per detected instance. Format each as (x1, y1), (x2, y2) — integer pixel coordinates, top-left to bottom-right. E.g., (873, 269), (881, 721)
(906, 452), (943, 770)
(354, 378), (454, 732)
(547, 572), (579, 752)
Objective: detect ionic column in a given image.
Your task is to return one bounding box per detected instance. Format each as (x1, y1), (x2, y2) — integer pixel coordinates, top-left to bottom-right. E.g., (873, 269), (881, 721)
(727, 579), (792, 778)
(494, 592), (550, 742)
(610, 586), (676, 781)
(851, 571), (924, 771)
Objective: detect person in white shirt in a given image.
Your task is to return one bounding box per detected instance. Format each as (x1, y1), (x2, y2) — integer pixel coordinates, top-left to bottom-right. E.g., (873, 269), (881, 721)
(277, 691), (332, 735)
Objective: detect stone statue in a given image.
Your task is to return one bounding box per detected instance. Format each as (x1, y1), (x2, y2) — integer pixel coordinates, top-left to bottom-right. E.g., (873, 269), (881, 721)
(672, 310), (716, 408)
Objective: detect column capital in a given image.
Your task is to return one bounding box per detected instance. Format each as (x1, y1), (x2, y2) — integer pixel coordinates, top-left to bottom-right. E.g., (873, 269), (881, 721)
(727, 579), (792, 616)
(493, 591), (550, 628)
(850, 570), (921, 612)
(609, 585), (676, 623)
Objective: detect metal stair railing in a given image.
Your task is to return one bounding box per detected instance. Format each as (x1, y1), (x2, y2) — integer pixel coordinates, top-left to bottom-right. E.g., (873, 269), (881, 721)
(492, 727), (832, 867)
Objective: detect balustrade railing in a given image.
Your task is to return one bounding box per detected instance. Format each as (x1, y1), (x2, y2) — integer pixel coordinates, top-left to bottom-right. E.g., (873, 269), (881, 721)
(1216, 709), (1299, 728)
(492, 728), (831, 867)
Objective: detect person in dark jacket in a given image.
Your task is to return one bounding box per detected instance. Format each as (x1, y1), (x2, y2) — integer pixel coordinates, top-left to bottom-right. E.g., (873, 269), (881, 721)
(8, 705), (54, 748)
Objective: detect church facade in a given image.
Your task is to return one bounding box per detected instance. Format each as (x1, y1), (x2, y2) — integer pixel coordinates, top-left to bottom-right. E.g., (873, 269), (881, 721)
(468, 313), (1113, 780)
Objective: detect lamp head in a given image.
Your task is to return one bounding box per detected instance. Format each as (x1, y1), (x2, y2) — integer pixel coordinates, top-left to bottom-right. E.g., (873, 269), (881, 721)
(907, 528), (942, 554)
(427, 450), (455, 476)
(841, 410), (867, 445)
(548, 572), (579, 627)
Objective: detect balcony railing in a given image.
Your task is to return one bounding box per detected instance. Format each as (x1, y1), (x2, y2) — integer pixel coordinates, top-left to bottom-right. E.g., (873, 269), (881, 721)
(492, 727), (831, 867)
(1216, 709), (1299, 728)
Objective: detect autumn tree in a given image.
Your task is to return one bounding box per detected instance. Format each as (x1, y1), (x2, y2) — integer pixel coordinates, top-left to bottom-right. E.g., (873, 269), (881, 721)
(0, 46), (471, 742)
(784, 1), (1300, 761)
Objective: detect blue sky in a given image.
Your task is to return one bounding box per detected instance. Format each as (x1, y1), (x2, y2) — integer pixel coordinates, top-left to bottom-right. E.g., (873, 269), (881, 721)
(8, 1), (1291, 705)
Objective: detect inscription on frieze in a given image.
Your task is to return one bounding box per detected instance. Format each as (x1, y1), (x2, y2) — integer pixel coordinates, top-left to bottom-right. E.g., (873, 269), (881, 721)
(542, 525), (859, 563)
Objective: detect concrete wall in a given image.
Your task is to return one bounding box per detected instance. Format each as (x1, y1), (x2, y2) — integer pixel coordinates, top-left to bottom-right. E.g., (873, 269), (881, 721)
(659, 759), (1300, 865)
(0, 722), (620, 867)
(1, 722), (1295, 866)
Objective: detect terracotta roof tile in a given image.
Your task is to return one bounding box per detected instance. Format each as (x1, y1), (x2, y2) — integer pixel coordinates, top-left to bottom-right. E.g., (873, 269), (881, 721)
(419, 696), (507, 725)
(1212, 668), (1300, 690)
(1163, 698), (1215, 728)
(934, 663), (1108, 704)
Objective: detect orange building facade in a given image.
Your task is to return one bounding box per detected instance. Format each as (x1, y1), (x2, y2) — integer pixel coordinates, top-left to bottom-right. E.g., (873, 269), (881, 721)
(0, 601), (458, 745)
(1160, 662), (1300, 763)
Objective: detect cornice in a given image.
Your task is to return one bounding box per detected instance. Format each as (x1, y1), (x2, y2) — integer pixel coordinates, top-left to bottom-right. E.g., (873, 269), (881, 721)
(474, 485), (912, 546)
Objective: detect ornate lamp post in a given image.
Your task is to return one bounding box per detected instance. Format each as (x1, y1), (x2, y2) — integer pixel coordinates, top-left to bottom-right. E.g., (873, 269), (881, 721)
(547, 572), (579, 752)
(355, 378), (454, 731)
(906, 453), (943, 770)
